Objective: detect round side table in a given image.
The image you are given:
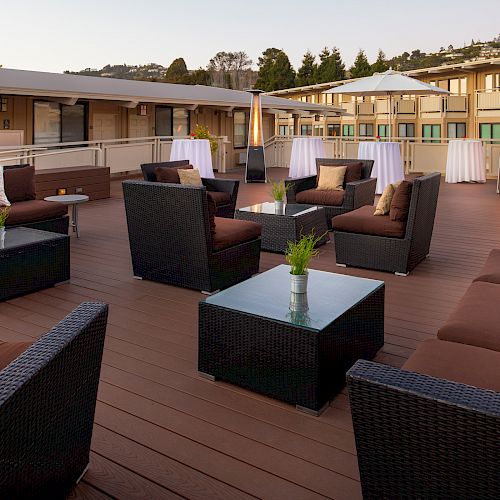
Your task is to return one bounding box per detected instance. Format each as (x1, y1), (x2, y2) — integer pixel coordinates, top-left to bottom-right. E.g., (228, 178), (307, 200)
(44, 194), (89, 238)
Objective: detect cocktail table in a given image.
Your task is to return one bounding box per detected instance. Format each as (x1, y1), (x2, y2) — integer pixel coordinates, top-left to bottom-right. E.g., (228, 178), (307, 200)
(199, 264), (384, 415)
(0, 227), (70, 301)
(44, 194), (89, 238)
(235, 202), (329, 253)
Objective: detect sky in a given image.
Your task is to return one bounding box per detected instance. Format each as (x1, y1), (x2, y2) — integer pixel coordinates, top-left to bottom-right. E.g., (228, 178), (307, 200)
(2, 0), (499, 73)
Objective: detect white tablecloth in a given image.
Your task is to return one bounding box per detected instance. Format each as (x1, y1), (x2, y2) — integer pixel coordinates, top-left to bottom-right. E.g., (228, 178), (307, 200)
(170, 139), (214, 178)
(289, 138), (325, 178)
(445, 140), (486, 183)
(358, 142), (404, 194)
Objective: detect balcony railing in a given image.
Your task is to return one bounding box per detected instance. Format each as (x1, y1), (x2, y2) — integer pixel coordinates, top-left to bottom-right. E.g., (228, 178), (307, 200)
(357, 102), (375, 116)
(476, 89), (500, 111)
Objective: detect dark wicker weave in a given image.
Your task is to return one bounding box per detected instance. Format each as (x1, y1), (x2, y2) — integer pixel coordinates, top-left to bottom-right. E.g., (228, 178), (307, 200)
(234, 205), (329, 253)
(10, 215), (70, 235)
(122, 180), (261, 292)
(141, 160), (239, 218)
(199, 282), (384, 414)
(0, 227), (70, 301)
(347, 359), (500, 500)
(334, 172), (441, 275)
(285, 158), (376, 229)
(0, 302), (109, 499)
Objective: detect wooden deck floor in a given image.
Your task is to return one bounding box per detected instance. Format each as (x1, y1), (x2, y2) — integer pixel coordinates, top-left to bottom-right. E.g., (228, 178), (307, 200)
(2, 169), (499, 499)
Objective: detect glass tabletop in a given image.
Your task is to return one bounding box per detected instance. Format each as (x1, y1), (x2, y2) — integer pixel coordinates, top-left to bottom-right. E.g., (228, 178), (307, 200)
(238, 202), (319, 217)
(0, 227), (66, 250)
(204, 264), (384, 331)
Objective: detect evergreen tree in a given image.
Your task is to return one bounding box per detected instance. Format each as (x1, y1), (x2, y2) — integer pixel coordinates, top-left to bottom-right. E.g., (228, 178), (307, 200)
(349, 50), (372, 78)
(164, 58), (189, 83)
(255, 48), (296, 91)
(371, 49), (389, 74)
(296, 51), (317, 86)
(314, 47), (346, 83)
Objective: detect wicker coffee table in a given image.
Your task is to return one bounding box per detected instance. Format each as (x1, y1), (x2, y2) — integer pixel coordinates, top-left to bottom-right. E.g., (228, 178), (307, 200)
(235, 202), (329, 253)
(199, 264), (384, 415)
(0, 227), (70, 301)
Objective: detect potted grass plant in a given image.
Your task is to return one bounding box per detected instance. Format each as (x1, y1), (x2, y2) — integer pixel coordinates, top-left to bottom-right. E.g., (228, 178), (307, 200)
(270, 179), (290, 213)
(285, 231), (325, 294)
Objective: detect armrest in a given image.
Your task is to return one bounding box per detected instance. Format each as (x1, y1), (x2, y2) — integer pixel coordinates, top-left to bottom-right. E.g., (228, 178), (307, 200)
(343, 177), (376, 209)
(285, 176), (317, 203)
(347, 360), (499, 499)
(202, 178), (239, 200)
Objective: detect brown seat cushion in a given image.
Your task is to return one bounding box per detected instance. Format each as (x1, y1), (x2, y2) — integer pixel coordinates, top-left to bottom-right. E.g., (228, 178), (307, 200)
(437, 281), (500, 352)
(296, 189), (345, 206)
(155, 165), (193, 184)
(332, 205), (406, 238)
(5, 200), (68, 226)
(206, 190), (231, 206)
(390, 180), (413, 221)
(0, 341), (33, 371)
(473, 249), (500, 285)
(4, 165), (36, 202)
(212, 217), (261, 251)
(402, 338), (500, 392)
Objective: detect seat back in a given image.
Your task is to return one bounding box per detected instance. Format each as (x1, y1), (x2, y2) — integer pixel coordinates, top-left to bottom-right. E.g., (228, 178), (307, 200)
(315, 158), (374, 179)
(0, 302), (108, 498)
(140, 160), (190, 182)
(122, 180), (213, 288)
(405, 172), (441, 269)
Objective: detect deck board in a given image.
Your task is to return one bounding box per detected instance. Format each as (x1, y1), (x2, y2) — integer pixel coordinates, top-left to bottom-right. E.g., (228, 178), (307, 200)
(1, 168), (499, 499)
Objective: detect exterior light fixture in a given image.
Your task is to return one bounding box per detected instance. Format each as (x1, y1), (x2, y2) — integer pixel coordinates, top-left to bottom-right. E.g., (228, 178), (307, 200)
(245, 89), (266, 182)
(57, 188), (67, 195)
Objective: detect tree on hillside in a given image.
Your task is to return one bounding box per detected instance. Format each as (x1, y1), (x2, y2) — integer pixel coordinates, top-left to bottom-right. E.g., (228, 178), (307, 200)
(164, 58), (189, 83)
(296, 51), (317, 86)
(254, 48), (296, 91)
(231, 51), (253, 89)
(349, 50), (372, 78)
(314, 47), (346, 83)
(208, 51), (234, 88)
(188, 68), (211, 86)
(371, 49), (389, 73)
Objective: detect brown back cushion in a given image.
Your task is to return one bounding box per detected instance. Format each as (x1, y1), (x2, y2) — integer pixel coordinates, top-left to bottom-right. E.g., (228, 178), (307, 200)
(155, 165), (193, 184)
(206, 193), (217, 235)
(390, 180), (413, 222)
(3, 165), (36, 202)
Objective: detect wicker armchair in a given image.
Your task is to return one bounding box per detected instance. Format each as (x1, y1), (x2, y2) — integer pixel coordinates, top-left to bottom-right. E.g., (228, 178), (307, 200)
(141, 160), (239, 218)
(285, 158), (376, 229)
(333, 172), (441, 275)
(122, 180), (261, 292)
(347, 359), (499, 499)
(0, 302), (108, 499)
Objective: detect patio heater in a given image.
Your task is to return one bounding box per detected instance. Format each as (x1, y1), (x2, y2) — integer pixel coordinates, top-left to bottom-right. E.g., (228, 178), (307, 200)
(245, 89), (267, 182)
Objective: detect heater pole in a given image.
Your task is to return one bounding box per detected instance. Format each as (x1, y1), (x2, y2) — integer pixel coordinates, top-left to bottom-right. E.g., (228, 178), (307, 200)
(245, 89), (267, 183)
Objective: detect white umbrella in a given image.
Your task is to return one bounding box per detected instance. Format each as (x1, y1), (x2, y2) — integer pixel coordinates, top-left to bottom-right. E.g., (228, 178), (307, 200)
(324, 69), (450, 140)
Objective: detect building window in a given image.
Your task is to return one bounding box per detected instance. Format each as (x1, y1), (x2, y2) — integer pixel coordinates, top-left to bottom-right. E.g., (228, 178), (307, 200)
(173, 108), (189, 136)
(325, 94), (333, 105)
(34, 101), (87, 145)
(327, 124), (341, 137)
(447, 122), (466, 139)
(0, 97), (7, 112)
(301, 124), (312, 136)
(377, 124), (391, 138)
(398, 123), (415, 139)
(342, 124), (354, 137)
(448, 78), (467, 95)
(313, 125), (323, 136)
(484, 73), (500, 92)
(359, 123), (373, 137)
(422, 124), (441, 143)
(155, 106), (190, 137)
(278, 125), (289, 136)
(155, 106), (173, 136)
(233, 111), (248, 148)
(289, 125), (295, 136)
(479, 123), (500, 143)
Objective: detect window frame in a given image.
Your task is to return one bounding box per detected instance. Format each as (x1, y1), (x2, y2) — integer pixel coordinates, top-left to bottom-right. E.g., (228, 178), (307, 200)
(359, 123), (374, 137)
(422, 124), (441, 143)
(233, 110), (249, 149)
(447, 122), (466, 139)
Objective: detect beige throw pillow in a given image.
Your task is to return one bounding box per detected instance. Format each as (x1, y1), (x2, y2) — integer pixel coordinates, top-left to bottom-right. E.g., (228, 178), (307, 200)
(374, 181), (401, 215)
(317, 165), (347, 191)
(178, 168), (203, 186)
(0, 166), (11, 207)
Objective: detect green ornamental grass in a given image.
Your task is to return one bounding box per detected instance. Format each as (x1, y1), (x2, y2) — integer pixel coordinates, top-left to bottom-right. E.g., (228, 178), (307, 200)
(0, 207), (10, 227)
(285, 231), (326, 275)
(270, 179), (290, 201)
